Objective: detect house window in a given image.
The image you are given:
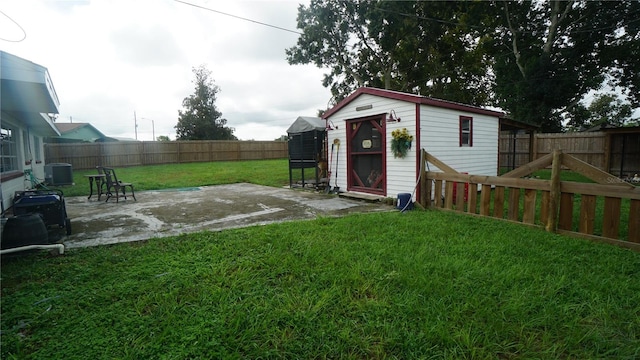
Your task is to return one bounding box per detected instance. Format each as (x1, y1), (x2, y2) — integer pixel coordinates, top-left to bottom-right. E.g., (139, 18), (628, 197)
(459, 116), (473, 147)
(1, 127), (18, 173)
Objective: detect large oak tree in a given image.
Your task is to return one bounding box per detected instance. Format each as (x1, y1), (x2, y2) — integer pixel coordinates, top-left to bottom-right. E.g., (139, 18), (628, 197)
(287, 0), (639, 132)
(484, 0), (640, 131)
(286, 0), (492, 106)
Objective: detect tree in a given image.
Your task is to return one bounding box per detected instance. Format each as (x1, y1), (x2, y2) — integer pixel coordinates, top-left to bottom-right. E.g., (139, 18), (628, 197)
(175, 65), (237, 140)
(482, 1), (640, 131)
(566, 93), (637, 130)
(288, 1), (639, 132)
(156, 135), (171, 142)
(286, 0), (492, 105)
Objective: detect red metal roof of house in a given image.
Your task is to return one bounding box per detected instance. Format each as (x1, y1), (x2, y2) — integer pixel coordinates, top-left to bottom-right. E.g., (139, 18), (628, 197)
(322, 87), (506, 119)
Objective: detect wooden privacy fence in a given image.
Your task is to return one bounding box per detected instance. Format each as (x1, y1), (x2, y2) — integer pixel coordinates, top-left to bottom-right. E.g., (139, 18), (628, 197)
(45, 141), (288, 170)
(500, 131), (607, 171)
(499, 130), (640, 177)
(419, 149), (640, 249)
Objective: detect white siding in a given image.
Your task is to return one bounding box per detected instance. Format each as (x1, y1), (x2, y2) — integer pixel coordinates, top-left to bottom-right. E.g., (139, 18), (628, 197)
(326, 94), (419, 198)
(385, 104), (419, 200)
(420, 105), (498, 176)
(326, 93), (499, 200)
(1, 120), (49, 210)
(2, 178), (27, 210)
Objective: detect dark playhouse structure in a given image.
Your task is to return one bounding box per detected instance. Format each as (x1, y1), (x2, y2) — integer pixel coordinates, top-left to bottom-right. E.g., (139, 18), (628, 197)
(287, 116), (326, 189)
(599, 126), (640, 179)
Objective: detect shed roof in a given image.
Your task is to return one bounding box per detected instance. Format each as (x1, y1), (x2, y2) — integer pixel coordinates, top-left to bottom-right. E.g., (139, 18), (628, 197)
(322, 87), (506, 119)
(287, 116), (325, 134)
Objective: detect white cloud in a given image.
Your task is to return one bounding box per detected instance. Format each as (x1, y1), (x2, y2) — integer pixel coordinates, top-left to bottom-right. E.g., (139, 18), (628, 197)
(1, 0), (330, 141)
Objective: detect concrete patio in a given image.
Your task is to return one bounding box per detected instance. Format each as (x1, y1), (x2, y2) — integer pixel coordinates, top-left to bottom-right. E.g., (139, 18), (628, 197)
(60, 183), (393, 249)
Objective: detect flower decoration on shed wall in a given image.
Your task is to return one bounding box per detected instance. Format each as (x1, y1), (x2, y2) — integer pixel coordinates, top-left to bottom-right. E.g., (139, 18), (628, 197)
(391, 128), (413, 158)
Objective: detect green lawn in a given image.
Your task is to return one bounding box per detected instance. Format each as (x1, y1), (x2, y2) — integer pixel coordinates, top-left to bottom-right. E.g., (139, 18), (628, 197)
(56, 159), (296, 197)
(2, 212), (640, 359)
(3, 160), (639, 358)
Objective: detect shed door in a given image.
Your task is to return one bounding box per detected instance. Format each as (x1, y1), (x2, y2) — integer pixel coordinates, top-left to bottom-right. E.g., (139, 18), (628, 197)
(347, 115), (385, 195)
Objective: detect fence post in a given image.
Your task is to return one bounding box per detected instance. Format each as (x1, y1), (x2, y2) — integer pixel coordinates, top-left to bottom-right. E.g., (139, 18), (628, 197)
(545, 149), (562, 232)
(419, 149), (429, 208)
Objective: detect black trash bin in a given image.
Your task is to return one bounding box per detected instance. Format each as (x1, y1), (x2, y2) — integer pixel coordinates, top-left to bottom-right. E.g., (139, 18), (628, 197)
(1, 213), (49, 249)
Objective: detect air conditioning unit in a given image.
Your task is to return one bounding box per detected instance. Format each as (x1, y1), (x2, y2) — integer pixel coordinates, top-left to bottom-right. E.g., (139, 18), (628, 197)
(44, 163), (73, 186)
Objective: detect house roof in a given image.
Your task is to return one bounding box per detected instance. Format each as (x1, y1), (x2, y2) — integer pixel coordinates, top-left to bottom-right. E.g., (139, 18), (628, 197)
(287, 116), (325, 134)
(1, 51), (60, 137)
(322, 87), (506, 119)
(55, 122), (98, 134)
(583, 124), (640, 133)
(53, 122), (109, 141)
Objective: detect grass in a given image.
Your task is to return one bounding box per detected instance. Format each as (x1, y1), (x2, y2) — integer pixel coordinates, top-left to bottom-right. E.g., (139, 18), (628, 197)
(4, 160), (639, 358)
(2, 211), (639, 359)
(53, 159), (296, 197)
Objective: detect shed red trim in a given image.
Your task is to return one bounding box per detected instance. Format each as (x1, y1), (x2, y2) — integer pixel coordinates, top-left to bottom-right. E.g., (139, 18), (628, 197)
(322, 87), (505, 119)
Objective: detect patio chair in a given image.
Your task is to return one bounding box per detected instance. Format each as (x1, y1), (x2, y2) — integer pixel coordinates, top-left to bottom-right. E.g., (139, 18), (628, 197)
(102, 167), (136, 203)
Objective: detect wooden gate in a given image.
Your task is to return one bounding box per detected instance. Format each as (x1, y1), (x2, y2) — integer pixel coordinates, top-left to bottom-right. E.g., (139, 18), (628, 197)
(419, 149), (640, 249)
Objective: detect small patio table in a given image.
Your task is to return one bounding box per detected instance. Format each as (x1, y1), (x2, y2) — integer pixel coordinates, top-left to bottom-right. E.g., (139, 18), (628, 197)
(84, 174), (106, 200)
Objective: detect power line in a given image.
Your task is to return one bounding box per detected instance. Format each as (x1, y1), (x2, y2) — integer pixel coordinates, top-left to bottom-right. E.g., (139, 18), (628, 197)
(0, 10), (27, 42)
(174, 0), (302, 35)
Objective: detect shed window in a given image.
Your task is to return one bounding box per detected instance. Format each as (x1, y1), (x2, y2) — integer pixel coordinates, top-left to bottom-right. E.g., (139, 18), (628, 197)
(459, 116), (473, 147)
(1, 127), (18, 173)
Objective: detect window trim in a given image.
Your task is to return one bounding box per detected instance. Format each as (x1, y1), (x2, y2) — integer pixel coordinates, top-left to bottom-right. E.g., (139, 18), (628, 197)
(459, 116), (473, 147)
(1, 126), (19, 174)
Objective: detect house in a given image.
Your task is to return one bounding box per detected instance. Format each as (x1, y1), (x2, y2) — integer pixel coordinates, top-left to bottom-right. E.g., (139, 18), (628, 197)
(323, 87), (511, 200)
(1, 51), (61, 211)
(47, 122), (115, 143)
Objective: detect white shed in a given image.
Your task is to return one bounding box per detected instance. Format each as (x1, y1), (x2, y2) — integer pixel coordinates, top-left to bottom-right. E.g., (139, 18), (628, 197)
(323, 87), (506, 200)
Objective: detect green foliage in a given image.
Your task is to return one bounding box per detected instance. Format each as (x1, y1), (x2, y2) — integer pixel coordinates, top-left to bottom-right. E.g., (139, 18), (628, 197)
(390, 128), (413, 158)
(479, 1), (640, 132)
(286, 0), (493, 105)
(175, 65), (237, 140)
(566, 93), (638, 131)
(586, 94), (636, 128)
(2, 212), (639, 358)
(156, 135), (171, 142)
(288, 1), (639, 132)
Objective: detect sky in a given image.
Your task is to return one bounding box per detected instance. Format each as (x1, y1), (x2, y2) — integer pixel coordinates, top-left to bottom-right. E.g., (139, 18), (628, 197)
(1, 0), (332, 141)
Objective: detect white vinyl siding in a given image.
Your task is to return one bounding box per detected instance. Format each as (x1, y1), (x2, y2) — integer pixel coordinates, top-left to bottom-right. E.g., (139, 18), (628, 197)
(326, 94), (419, 197)
(326, 92), (500, 201)
(420, 106), (498, 176)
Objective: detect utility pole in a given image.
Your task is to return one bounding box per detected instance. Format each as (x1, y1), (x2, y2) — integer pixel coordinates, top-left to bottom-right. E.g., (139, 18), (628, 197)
(134, 111), (138, 140)
(141, 118), (155, 141)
